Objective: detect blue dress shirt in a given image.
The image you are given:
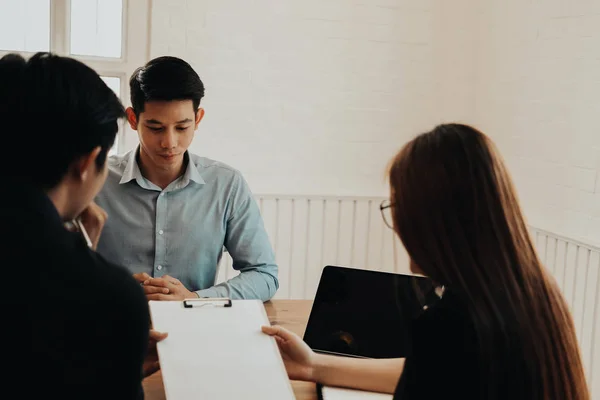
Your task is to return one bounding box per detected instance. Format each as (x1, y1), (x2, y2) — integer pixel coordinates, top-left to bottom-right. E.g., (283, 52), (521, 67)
(95, 149), (279, 300)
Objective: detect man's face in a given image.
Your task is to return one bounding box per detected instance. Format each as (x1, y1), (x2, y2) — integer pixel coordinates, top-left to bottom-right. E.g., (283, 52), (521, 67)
(128, 100), (203, 172)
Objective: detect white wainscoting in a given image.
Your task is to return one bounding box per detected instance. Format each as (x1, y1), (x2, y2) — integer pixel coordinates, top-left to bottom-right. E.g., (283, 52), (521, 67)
(531, 227), (600, 397)
(215, 195), (407, 300)
(215, 194), (600, 396)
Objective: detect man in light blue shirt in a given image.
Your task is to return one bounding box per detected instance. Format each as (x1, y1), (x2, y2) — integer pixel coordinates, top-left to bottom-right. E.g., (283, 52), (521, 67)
(95, 56), (278, 301)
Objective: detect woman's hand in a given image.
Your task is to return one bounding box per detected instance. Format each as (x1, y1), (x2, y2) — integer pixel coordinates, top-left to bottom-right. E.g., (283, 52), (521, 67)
(262, 325), (316, 382)
(263, 325), (404, 394)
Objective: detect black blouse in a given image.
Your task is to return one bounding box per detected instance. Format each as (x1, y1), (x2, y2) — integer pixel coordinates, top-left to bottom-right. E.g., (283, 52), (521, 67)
(394, 290), (481, 399)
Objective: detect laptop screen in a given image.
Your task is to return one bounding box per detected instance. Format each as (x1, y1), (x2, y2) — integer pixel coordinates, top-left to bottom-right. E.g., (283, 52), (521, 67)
(303, 265), (440, 359)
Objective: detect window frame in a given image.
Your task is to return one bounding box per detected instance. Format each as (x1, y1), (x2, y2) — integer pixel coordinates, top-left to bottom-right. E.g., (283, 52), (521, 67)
(0, 0), (150, 154)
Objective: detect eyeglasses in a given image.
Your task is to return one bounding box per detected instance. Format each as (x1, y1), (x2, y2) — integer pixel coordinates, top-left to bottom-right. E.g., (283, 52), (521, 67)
(380, 199), (394, 230)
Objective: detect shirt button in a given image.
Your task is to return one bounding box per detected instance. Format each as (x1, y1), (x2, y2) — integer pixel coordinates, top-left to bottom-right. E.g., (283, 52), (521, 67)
(156, 265), (163, 270)
(159, 229), (164, 235)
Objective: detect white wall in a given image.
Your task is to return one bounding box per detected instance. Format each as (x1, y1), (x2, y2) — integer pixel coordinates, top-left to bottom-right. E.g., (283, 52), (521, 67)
(145, 0), (600, 243)
(145, 0), (472, 197)
(472, 0), (600, 245)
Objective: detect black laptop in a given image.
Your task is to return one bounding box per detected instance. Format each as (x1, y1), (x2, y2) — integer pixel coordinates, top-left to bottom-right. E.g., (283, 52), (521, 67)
(303, 265), (441, 359)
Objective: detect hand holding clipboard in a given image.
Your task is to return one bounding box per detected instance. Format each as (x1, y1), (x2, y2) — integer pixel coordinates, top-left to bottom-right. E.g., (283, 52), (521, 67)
(149, 299), (294, 400)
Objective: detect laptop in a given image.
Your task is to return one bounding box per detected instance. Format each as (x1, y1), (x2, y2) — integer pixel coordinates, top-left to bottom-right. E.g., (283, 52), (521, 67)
(303, 265), (442, 359)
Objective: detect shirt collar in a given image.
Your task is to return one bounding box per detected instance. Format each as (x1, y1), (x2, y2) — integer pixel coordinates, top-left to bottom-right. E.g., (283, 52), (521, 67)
(119, 148), (205, 188)
(119, 148), (142, 185)
(181, 152), (205, 185)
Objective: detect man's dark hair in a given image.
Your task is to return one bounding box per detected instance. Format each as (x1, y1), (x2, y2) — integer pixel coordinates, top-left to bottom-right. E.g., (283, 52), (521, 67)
(0, 52), (125, 190)
(129, 56), (205, 118)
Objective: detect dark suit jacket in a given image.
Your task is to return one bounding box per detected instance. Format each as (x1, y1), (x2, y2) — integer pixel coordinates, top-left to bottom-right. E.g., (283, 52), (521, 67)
(1, 182), (149, 399)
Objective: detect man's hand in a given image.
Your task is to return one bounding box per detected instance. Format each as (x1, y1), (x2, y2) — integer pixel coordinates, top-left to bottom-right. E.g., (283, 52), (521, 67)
(133, 272), (151, 284)
(78, 201), (108, 250)
(142, 275), (199, 301)
(143, 330), (168, 378)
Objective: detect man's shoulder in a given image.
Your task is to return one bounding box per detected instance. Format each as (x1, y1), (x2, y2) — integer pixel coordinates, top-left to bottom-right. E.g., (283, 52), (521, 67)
(189, 154), (244, 181)
(98, 151), (135, 194)
(107, 152), (131, 176)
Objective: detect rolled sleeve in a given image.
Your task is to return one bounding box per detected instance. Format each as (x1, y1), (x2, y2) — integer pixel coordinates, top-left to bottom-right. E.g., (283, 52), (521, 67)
(197, 173), (278, 301)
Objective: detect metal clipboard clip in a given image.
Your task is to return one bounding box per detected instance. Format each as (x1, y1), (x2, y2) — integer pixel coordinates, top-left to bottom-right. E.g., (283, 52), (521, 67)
(183, 298), (232, 308)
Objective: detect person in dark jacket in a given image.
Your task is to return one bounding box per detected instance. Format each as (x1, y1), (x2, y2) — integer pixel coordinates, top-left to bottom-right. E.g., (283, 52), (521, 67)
(0, 52), (165, 399)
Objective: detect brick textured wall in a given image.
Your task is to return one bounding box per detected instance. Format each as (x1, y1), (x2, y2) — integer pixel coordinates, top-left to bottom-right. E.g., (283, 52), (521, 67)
(145, 0), (472, 198)
(472, 0), (600, 245)
(146, 0), (600, 244)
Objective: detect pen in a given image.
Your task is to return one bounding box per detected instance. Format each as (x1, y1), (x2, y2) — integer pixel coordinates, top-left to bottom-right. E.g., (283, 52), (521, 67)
(74, 218), (93, 248)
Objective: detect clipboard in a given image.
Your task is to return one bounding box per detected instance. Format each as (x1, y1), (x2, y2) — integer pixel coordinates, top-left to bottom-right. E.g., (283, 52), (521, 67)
(182, 297), (232, 308)
(317, 383), (393, 400)
(149, 299), (294, 400)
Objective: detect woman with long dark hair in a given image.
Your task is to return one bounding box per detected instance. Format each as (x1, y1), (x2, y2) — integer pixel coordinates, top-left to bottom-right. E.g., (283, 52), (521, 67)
(263, 124), (589, 399)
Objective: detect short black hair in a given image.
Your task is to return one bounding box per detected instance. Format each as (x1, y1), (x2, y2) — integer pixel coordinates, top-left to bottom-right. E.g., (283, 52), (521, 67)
(0, 52), (124, 190)
(129, 56), (205, 118)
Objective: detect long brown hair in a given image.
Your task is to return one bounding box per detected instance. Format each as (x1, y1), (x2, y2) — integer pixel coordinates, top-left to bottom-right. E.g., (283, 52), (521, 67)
(388, 124), (589, 399)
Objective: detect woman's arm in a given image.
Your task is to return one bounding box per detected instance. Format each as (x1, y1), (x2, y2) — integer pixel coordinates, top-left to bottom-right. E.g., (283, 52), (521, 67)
(262, 325), (404, 394)
(313, 353), (404, 393)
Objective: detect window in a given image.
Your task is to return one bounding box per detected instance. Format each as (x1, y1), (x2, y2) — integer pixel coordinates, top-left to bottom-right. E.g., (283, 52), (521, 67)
(0, 0), (150, 154)
(0, 0), (50, 52)
(100, 76), (121, 97)
(70, 0), (123, 58)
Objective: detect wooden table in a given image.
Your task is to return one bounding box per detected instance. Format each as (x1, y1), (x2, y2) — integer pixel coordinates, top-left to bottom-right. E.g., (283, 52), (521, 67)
(143, 300), (317, 400)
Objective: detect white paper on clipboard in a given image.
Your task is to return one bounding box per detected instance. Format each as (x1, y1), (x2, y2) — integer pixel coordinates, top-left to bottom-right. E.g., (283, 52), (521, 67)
(149, 299), (295, 400)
